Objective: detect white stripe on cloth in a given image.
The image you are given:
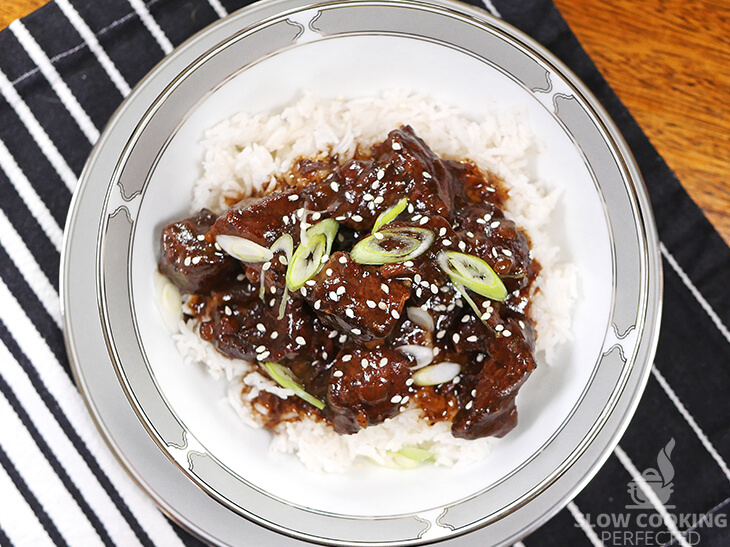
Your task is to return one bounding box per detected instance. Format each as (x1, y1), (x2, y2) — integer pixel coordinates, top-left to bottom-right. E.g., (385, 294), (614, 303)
(0, 279), (187, 547)
(0, 138), (64, 251)
(0, 392), (102, 546)
(0, 210), (61, 328)
(0, 68), (78, 190)
(661, 242), (730, 345)
(0, 459), (55, 547)
(55, 0), (132, 97)
(125, 0), (174, 55)
(10, 21), (100, 145)
(651, 366), (730, 483)
(206, 0), (229, 18)
(567, 500), (605, 546)
(480, 0), (502, 17)
(0, 341), (146, 547)
(614, 445), (692, 547)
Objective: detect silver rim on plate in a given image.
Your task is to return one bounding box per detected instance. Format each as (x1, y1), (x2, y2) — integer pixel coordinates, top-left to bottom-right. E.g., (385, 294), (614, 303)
(61, 0), (663, 545)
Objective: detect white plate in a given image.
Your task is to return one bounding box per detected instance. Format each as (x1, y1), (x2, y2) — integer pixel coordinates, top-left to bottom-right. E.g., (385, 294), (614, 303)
(61, 0), (662, 545)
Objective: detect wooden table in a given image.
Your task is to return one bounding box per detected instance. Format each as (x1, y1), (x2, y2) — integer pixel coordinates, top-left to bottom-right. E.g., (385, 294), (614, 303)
(2, 0), (729, 245)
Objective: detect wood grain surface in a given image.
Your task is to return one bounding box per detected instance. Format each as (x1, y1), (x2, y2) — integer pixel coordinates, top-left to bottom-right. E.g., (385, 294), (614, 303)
(2, 0), (729, 245)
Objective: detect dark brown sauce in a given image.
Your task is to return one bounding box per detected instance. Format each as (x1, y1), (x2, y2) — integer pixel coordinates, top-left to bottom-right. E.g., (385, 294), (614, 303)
(159, 126), (539, 440)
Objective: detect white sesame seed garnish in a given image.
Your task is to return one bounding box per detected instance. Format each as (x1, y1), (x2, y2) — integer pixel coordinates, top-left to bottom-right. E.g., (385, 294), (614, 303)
(337, 286), (346, 295)
(270, 285), (277, 294)
(381, 283), (389, 294)
(345, 309), (355, 318)
(183, 256), (191, 266)
(366, 300), (376, 308)
(481, 312), (490, 321)
(257, 351), (270, 360)
(329, 291), (339, 301)
(403, 261), (414, 268)
(306, 279), (316, 286)
(330, 181), (340, 192)
(458, 241), (467, 252)
(378, 302), (388, 310)
(371, 180), (380, 190)
(342, 354), (352, 362)
(214, 242), (221, 251)
(422, 171), (431, 179)
(495, 324), (504, 332)
(476, 218), (486, 225)
(339, 334), (348, 343)
(452, 333), (461, 344)
(325, 268), (333, 276)
(328, 330), (338, 339)
(282, 215), (290, 225)
(363, 193), (374, 201)
(311, 212), (322, 221)
(351, 328), (362, 335)
(407, 204), (415, 213)
(374, 196), (384, 204)
(406, 378), (414, 386)
(196, 234), (205, 241)
(391, 141), (402, 151)
(503, 249), (513, 257)
(270, 331), (279, 339)
(224, 305), (232, 316)
(465, 400), (473, 410)
(236, 273), (245, 281)
(430, 283), (439, 294)
(300, 287), (307, 297)
(296, 336), (306, 345)
(333, 370), (344, 378)
(502, 330), (512, 337)
(256, 345), (267, 353)
(361, 358), (369, 367)
(477, 354), (486, 362)
(490, 220), (501, 228)
(192, 256), (202, 264)
(374, 232), (384, 240)
(352, 214), (364, 223)
(419, 216), (429, 225)
(288, 194), (299, 201)
(433, 347), (441, 355)
(339, 256), (348, 264)
(320, 254), (329, 264)
(443, 239), (452, 246)
(256, 323), (266, 333)
(390, 394), (403, 403)
(377, 168), (385, 180)
(436, 330), (446, 339)
(262, 262), (271, 271)
(314, 300), (322, 310)
(335, 215), (346, 221)
(467, 335), (478, 343)
(380, 357), (389, 366)
(391, 309), (400, 319)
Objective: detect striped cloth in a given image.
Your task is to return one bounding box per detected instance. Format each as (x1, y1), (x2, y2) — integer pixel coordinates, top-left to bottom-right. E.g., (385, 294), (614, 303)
(0, 0), (728, 545)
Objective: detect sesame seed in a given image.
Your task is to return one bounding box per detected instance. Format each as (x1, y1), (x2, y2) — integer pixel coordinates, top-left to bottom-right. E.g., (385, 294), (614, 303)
(363, 193), (374, 201)
(270, 285), (277, 294)
(436, 330), (446, 339)
(325, 268), (333, 276)
(374, 232), (384, 240)
(374, 196), (384, 204)
(476, 218), (486, 225)
(224, 305), (232, 316)
(314, 300), (322, 310)
(452, 376), (461, 384)
(288, 194), (299, 201)
(300, 287), (307, 297)
(352, 214), (364, 222)
(481, 312), (490, 321)
(330, 182), (340, 192)
(306, 279), (316, 286)
(466, 231), (475, 238)
(236, 273), (245, 281)
(311, 212), (322, 221)
(328, 330), (338, 338)
(406, 378), (414, 386)
(320, 255), (329, 264)
(191, 256), (202, 264)
(351, 328), (362, 335)
(339, 334), (347, 343)
(342, 354), (352, 362)
(452, 333), (461, 344)
(403, 261), (414, 268)
(361, 358), (369, 367)
(371, 181), (380, 190)
(366, 300), (376, 308)
(296, 336), (306, 345)
(465, 400), (473, 410)
(214, 242), (221, 251)
(467, 335), (478, 343)
(322, 351), (328, 360)
(502, 330), (512, 337)
(495, 324), (504, 332)
(401, 395), (409, 405)
(458, 241), (467, 252)
(419, 216), (429, 225)
(392, 141), (402, 151)
(461, 315), (470, 323)
(270, 331), (279, 339)
(503, 249), (513, 257)
(390, 394), (403, 403)
(414, 274), (422, 284)
(490, 220), (501, 228)
(407, 204), (415, 214)
(183, 256), (191, 266)
(339, 256), (348, 264)
(333, 370), (344, 378)
(422, 171), (431, 179)
(377, 168), (385, 180)
(256, 345), (267, 353)
(345, 309), (355, 318)
(476, 354), (486, 362)
(337, 286), (346, 295)
(282, 216), (290, 225)
(391, 309), (400, 319)
(256, 323), (266, 333)
(430, 283), (439, 294)
(378, 302), (388, 310)
(443, 239), (452, 246)
(335, 215), (347, 221)
(257, 351), (270, 360)
(381, 283), (389, 294)
(416, 288), (423, 298)
(196, 234), (205, 241)
(262, 262), (271, 271)
(269, 298), (276, 307)
(329, 291), (339, 301)
(380, 357), (389, 366)
(433, 347), (441, 355)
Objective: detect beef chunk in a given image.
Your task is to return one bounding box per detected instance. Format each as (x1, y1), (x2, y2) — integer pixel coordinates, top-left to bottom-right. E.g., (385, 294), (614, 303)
(159, 209), (237, 293)
(326, 347), (412, 434)
(304, 252), (410, 342)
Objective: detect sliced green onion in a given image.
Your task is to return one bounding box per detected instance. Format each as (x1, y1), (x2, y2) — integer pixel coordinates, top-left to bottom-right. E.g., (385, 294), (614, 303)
(438, 251), (507, 301)
(351, 227), (434, 265)
(271, 233), (294, 257)
(412, 362), (461, 386)
(286, 233), (327, 290)
(263, 362), (325, 410)
(216, 234), (273, 263)
(152, 270), (182, 332)
(382, 446), (435, 469)
(372, 197), (408, 233)
(306, 218), (339, 255)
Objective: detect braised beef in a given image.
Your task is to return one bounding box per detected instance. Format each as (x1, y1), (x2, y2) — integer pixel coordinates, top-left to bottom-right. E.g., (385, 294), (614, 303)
(158, 125), (542, 443)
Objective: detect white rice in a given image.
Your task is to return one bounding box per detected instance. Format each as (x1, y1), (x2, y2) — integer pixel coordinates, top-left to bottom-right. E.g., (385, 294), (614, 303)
(172, 90), (577, 473)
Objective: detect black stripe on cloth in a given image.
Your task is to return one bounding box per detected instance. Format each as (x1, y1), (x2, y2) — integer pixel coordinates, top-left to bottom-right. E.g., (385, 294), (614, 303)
(0, 22), (39, 86)
(20, 2), (124, 131)
(0, 245), (66, 370)
(0, 170), (62, 289)
(0, 367), (115, 547)
(685, 497), (730, 546)
(0, 114), (72, 228)
(147, 0), (222, 48)
(654, 263), (730, 459)
(0, 36), (91, 177)
(0, 521), (12, 547)
(522, 504), (595, 546)
(169, 520), (209, 547)
(0, 321), (156, 547)
(0, 442), (68, 547)
(69, 0), (167, 86)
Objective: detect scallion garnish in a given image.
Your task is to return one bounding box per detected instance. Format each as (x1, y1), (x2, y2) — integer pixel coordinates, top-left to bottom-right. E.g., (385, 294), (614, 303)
(263, 362), (325, 410)
(216, 234), (274, 263)
(350, 227), (434, 265)
(438, 251), (507, 301)
(286, 219), (340, 291)
(372, 197), (408, 233)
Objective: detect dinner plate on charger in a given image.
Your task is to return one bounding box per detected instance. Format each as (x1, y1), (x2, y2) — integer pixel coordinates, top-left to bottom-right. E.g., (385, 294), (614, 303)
(60, 0), (662, 545)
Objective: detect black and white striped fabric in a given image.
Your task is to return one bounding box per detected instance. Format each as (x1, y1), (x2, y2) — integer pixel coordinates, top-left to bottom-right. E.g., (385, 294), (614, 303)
(0, 0), (728, 545)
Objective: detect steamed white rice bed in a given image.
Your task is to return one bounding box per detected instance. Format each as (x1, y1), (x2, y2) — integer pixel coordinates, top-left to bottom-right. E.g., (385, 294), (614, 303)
(175, 91), (576, 473)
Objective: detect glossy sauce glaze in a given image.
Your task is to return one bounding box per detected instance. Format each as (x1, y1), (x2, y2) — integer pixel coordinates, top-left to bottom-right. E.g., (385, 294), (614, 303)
(159, 126), (540, 440)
